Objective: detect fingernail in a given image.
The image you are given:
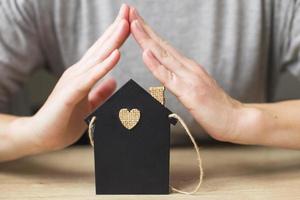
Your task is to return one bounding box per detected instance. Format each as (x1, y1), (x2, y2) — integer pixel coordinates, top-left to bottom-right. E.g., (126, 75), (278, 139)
(133, 20), (143, 31)
(133, 7), (141, 18)
(145, 49), (153, 57)
(110, 49), (118, 57)
(117, 4), (126, 18)
(113, 49), (119, 55)
(120, 3), (126, 12)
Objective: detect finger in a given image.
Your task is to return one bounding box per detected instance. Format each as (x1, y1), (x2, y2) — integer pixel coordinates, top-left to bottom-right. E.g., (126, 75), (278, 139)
(130, 7), (188, 63)
(88, 78), (117, 111)
(81, 4), (129, 61)
(81, 49), (120, 92)
(96, 19), (129, 62)
(130, 7), (201, 74)
(118, 3), (129, 21)
(143, 49), (183, 98)
(78, 19), (129, 73)
(131, 20), (190, 77)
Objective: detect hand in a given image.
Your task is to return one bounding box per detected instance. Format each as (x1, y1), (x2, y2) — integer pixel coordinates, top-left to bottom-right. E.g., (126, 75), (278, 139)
(129, 7), (252, 143)
(8, 4), (130, 155)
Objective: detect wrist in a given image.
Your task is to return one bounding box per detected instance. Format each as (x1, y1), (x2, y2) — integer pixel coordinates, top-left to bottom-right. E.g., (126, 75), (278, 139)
(231, 104), (267, 145)
(7, 116), (44, 159)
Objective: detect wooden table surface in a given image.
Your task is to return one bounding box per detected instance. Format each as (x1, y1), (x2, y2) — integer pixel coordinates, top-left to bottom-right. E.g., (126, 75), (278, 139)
(0, 145), (300, 200)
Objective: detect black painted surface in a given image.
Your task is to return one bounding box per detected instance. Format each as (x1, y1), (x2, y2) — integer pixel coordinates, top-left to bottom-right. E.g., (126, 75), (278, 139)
(86, 79), (174, 194)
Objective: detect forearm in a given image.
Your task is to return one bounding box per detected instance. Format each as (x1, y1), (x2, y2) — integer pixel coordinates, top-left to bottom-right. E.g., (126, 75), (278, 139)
(0, 114), (40, 162)
(234, 100), (300, 149)
(128, 9), (300, 149)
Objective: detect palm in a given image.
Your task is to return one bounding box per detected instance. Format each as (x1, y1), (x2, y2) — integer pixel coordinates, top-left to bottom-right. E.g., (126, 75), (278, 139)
(31, 5), (130, 151)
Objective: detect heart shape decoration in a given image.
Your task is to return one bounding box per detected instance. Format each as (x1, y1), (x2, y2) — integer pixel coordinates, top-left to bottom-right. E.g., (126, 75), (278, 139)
(119, 108), (141, 130)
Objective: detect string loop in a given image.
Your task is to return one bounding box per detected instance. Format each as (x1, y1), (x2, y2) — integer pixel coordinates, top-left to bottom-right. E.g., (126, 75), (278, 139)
(87, 113), (203, 195)
(168, 113), (203, 195)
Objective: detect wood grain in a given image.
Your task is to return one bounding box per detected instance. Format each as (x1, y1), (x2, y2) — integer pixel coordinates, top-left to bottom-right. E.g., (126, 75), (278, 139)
(0, 146), (300, 199)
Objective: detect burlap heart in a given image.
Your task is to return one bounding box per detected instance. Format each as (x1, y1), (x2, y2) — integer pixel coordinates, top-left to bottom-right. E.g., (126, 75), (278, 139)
(119, 108), (141, 130)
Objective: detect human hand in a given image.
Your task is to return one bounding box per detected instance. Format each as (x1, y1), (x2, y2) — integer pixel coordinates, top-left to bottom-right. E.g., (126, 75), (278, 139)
(8, 4), (130, 155)
(129, 7), (258, 143)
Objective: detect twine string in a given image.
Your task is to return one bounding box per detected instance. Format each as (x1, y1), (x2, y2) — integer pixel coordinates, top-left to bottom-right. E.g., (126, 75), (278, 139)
(88, 116), (96, 147)
(87, 113), (203, 195)
(168, 113), (203, 195)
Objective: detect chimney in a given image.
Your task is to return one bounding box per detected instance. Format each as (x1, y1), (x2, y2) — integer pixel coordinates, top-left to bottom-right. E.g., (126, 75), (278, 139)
(149, 86), (165, 105)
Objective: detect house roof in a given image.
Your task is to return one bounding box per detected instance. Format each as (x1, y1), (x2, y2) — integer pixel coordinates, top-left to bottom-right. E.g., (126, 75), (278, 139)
(86, 79), (176, 125)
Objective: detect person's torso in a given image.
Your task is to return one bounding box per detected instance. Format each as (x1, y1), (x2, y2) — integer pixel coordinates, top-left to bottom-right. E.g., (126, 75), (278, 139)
(31, 0), (289, 139)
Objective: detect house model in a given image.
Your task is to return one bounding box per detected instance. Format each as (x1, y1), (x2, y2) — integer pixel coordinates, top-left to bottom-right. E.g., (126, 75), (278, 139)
(86, 79), (177, 194)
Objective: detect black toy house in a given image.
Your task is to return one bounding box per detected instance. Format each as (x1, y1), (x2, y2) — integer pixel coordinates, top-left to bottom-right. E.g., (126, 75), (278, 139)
(86, 79), (176, 194)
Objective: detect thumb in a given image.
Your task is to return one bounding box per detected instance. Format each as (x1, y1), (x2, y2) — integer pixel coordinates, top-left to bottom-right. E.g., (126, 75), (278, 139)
(88, 78), (117, 111)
